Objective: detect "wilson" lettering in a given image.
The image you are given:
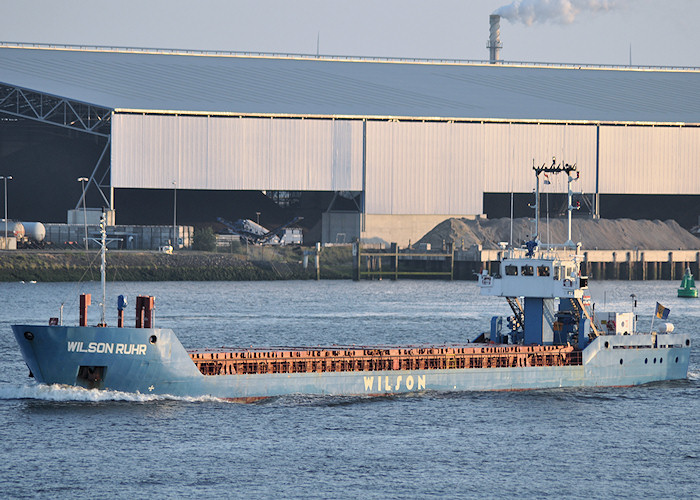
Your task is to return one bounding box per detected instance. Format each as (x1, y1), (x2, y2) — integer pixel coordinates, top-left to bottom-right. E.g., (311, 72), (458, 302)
(363, 374), (426, 392)
(67, 341), (147, 356)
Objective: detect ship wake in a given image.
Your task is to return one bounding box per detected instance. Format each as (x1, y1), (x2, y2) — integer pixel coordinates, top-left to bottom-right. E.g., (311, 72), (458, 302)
(0, 383), (229, 403)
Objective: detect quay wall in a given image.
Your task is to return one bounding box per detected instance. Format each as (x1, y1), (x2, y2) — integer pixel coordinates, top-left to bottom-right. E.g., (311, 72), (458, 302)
(358, 245), (700, 281)
(2, 246), (697, 282)
(462, 249), (700, 281)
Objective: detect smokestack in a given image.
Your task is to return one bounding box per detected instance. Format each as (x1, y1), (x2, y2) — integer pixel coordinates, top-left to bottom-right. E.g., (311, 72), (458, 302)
(488, 14), (502, 64)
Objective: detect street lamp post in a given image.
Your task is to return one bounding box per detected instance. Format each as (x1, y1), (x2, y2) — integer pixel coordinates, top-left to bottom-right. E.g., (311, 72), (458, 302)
(0, 176), (12, 248)
(172, 181), (177, 250)
(78, 177), (89, 251)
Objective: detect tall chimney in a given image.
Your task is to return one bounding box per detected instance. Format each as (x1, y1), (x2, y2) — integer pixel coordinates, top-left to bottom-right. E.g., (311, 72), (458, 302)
(488, 14), (502, 64)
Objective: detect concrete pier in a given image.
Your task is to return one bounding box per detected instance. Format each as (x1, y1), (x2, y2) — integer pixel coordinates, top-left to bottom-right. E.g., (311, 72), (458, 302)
(354, 244), (700, 280)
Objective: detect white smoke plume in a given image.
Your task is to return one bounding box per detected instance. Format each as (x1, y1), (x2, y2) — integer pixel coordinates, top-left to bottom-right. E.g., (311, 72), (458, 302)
(495, 0), (619, 26)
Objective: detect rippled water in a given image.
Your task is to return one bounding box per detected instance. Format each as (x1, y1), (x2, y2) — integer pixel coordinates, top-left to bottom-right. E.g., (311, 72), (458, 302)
(1, 280), (698, 498)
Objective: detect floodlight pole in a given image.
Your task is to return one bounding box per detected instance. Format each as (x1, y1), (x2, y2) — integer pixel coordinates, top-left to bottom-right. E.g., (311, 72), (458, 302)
(78, 177), (89, 251)
(172, 181), (177, 250)
(1, 176), (12, 246)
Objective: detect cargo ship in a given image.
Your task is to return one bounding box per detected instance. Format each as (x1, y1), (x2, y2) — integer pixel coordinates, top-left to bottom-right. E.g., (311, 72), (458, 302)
(11, 163), (691, 400)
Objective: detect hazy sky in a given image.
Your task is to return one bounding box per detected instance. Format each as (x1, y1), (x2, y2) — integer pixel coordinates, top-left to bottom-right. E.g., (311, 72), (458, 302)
(1, 0), (699, 67)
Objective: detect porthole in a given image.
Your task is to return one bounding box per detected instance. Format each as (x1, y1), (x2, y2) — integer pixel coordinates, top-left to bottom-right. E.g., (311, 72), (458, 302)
(660, 358), (663, 364)
(149, 335), (157, 344)
(675, 357), (679, 363)
(619, 359), (623, 365)
(686, 339), (690, 346)
(645, 358), (648, 364)
(605, 341), (610, 349)
(653, 358), (657, 364)
(24, 331), (34, 341)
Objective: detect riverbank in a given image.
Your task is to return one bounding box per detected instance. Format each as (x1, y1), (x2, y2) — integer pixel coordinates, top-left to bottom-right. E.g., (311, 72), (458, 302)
(0, 246), (353, 282)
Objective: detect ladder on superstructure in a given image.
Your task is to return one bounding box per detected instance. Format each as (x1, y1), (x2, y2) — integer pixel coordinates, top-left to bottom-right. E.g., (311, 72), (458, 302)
(566, 297), (601, 338)
(506, 297), (525, 331)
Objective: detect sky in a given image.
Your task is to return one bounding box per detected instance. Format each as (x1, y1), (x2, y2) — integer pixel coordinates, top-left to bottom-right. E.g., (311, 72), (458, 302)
(1, 0), (699, 67)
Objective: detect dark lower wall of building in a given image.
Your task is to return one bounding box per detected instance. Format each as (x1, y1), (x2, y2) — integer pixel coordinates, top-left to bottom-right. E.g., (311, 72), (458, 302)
(115, 188), (286, 227)
(115, 188), (360, 243)
(0, 118), (107, 223)
(483, 193), (700, 229)
(598, 194), (700, 228)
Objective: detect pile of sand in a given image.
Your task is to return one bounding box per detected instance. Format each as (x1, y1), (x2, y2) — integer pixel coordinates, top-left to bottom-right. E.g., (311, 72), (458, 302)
(417, 218), (700, 251)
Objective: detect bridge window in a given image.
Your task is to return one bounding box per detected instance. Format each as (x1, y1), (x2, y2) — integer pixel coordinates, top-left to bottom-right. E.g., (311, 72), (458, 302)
(505, 265), (518, 276)
(521, 265), (534, 276)
(537, 265), (550, 277)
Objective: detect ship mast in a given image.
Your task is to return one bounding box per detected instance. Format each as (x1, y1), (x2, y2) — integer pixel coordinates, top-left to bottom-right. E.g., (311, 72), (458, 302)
(99, 211), (106, 326)
(565, 164), (578, 247)
(532, 157), (578, 248)
(533, 161), (540, 243)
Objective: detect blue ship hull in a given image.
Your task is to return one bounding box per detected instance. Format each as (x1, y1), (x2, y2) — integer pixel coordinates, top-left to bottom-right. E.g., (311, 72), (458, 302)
(12, 325), (691, 399)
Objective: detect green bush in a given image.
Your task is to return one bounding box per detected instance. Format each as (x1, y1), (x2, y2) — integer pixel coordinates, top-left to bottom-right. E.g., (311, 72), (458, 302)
(193, 226), (217, 252)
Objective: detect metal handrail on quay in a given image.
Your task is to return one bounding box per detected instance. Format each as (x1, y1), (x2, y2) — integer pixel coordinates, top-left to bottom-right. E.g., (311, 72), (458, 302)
(352, 242), (700, 281)
(353, 242), (455, 280)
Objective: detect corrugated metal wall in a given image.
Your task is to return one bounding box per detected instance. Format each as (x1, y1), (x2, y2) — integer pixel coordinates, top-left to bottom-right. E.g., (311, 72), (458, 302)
(112, 113), (700, 216)
(364, 121), (484, 215)
(363, 121), (599, 215)
(482, 123), (597, 194)
(112, 114), (363, 191)
(599, 125), (700, 194)
(483, 123), (700, 195)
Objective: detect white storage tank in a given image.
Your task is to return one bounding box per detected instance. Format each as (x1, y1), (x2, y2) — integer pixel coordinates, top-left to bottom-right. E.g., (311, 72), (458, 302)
(20, 222), (46, 242)
(1, 219), (25, 240)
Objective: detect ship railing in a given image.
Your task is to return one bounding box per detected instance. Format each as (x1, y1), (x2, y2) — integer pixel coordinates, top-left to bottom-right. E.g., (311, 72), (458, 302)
(501, 245), (581, 263)
(190, 345), (583, 376)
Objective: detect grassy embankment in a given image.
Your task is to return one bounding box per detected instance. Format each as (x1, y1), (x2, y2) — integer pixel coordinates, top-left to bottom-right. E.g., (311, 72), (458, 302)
(0, 245), (353, 282)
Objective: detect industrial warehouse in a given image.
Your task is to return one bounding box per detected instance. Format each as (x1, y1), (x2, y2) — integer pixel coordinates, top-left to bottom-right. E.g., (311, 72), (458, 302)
(1, 17), (700, 249)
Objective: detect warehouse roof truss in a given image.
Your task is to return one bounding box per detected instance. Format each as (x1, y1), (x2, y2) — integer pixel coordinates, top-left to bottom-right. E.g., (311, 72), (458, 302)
(76, 136), (112, 210)
(0, 82), (112, 136)
(326, 191), (363, 213)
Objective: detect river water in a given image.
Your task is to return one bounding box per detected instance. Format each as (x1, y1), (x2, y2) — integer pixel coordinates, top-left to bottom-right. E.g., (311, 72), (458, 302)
(0, 279), (698, 498)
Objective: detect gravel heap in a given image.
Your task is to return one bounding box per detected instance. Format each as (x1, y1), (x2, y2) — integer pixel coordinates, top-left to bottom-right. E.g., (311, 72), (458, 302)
(417, 218), (700, 250)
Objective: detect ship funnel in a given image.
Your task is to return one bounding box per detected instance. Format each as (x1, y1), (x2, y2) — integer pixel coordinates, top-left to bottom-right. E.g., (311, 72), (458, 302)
(488, 14), (502, 64)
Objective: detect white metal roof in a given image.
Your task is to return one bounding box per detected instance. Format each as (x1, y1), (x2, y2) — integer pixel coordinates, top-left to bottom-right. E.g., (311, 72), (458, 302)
(2, 44), (700, 124)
